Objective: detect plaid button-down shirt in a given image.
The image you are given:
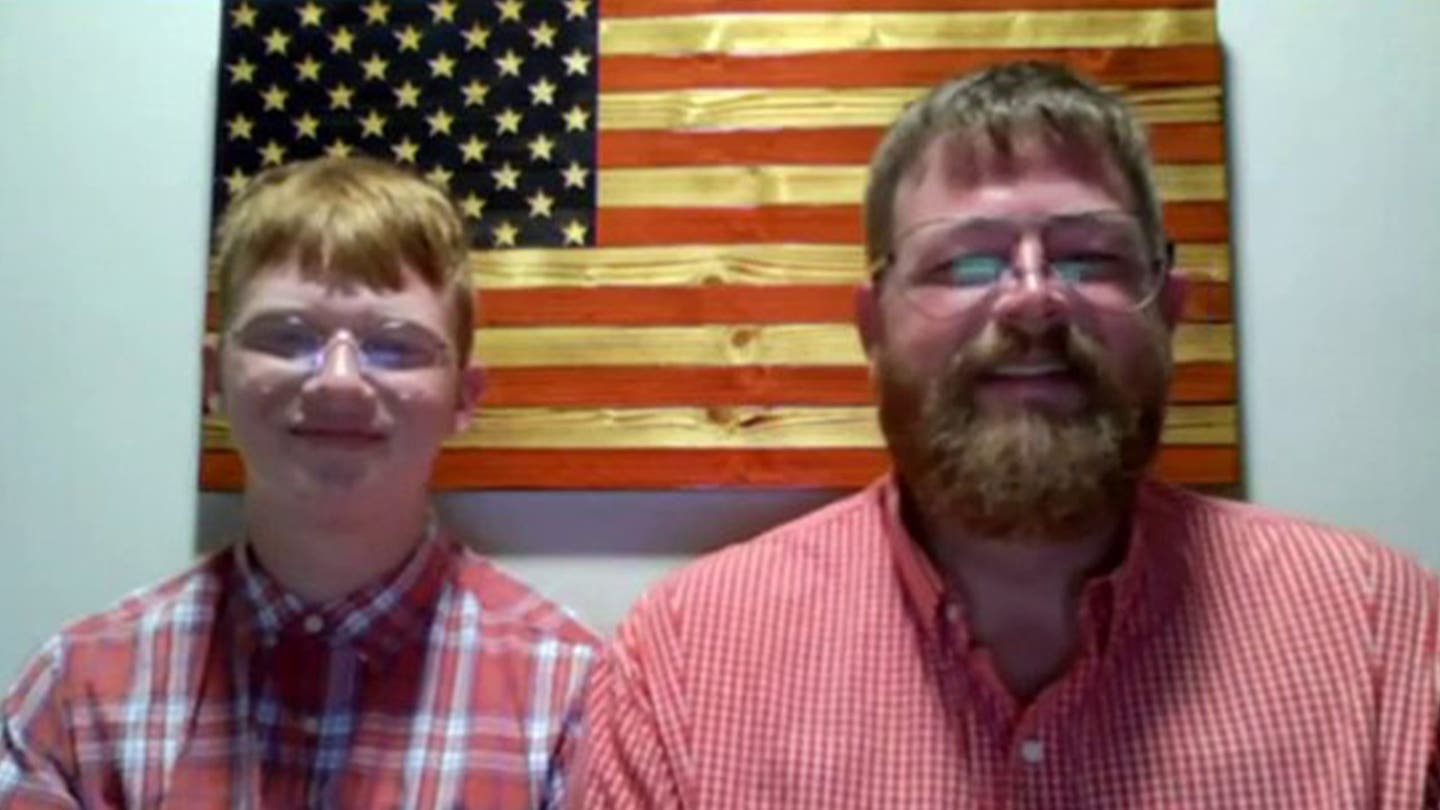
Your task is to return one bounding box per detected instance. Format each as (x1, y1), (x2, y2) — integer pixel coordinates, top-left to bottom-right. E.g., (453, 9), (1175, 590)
(1, 532), (598, 809)
(575, 476), (1440, 808)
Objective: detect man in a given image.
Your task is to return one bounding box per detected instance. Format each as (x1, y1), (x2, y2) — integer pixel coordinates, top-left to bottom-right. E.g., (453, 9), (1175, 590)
(0, 157), (598, 808)
(573, 62), (1440, 808)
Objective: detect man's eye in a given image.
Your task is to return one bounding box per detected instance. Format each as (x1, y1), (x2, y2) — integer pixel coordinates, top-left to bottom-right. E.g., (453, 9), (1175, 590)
(944, 255), (1007, 287)
(1052, 254), (1126, 283)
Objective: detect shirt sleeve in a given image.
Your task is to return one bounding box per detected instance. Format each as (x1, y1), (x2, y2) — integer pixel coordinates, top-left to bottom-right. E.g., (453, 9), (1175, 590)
(0, 639), (82, 809)
(541, 642), (600, 810)
(568, 590), (691, 810)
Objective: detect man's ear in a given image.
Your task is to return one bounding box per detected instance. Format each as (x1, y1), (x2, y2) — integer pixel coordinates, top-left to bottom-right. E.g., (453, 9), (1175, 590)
(202, 334), (223, 416)
(854, 281), (884, 372)
(1159, 266), (1190, 331)
(452, 364), (486, 434)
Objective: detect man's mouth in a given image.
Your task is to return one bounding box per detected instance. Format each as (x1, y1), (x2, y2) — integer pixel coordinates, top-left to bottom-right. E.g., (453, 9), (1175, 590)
(289, 425), (387, 446)
(985, 361), (1071, 379)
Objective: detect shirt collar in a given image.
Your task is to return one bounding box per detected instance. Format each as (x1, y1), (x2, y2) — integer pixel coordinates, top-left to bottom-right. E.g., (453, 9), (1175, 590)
(229, 522), (452, 664)
(880, 473), (1187, 653)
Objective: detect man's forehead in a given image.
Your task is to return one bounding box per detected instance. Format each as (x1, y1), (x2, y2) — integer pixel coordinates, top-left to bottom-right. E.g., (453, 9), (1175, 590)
(895, 133), (1134, 222)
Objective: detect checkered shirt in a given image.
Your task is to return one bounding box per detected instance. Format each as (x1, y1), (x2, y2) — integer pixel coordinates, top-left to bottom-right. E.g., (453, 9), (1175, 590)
(574, 476), (1440, 808)
(1, 532), (598, 808)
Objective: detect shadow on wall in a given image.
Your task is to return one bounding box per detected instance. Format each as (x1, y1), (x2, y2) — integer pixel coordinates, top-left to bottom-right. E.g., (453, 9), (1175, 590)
(196, 489), (852, 557)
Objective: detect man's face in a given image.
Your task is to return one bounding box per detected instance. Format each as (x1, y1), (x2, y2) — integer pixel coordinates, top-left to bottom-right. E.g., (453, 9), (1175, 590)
(862, 138), (1179, 541)
(216, 259), (479, 505)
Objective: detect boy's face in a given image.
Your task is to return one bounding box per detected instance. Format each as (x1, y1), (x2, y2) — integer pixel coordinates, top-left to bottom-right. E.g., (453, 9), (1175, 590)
(214, 257), (481, 505)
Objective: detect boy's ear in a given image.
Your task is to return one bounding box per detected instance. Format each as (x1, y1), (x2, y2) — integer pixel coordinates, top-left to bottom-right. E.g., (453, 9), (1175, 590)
(202, 334), (222, 416)
(452, 364), (486, 434)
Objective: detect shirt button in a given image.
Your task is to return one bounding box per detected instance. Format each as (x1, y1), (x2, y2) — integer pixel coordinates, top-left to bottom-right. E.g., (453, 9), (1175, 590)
(943, 603), (962, 624)
(302, 715), (322, 734)
(302, 614), (324, 634)
(1019, 739), (1045, 764)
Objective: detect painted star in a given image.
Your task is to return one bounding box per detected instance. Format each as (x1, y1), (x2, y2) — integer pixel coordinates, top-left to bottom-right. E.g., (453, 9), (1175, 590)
(526, 133), (556, 162)
(528, 77), (557, 106)
(295, 55), (322, 82)
(393, 81), (421, 109)
(425, 166), (453, 188)
(426, 108), (455, 136)
(227, 114), (254, 141)
(561, 218), (587, 246)
(362, 0), (390, 25)
(496, 0), (524, 23)
(460, 193), (485, 219)
(429, 0), (457, 23)
(562, 104), (589, 133)
(561, 161), (587, 189)
(492, 220), (519, 247)
(492, 162), (520, 190)
(564, 0), (589, 21)
(225, 168), (250, 195)
(360, 54), (388, 81)
(263, 29), (291, 55)
(529, 21), (558, 49)
(428, 52), (456, 79)
(495, 50), (523, 78)
(260, 84), (288, 112)
(526, 189), (555, 219)
(259, 140), (287, 167)
(293, 112), (320, 139)
(460, 135), (488, 163)
(359, 110), (387, 138)
(561, 49), (590, 77)
(328, 83), (355, 110)
(391, 138), (420, 163)
(494, 107), (522, 135)
(329, 27), (355, 54)
(227, 57), (256, 85)
(325, 138), (354, 158)
(231, 2), (257, 29)
(461, 80), (489, 107)
(297, 1), (324, 27)
(463, 24), (491, 51)
(395, 26), (423, 53)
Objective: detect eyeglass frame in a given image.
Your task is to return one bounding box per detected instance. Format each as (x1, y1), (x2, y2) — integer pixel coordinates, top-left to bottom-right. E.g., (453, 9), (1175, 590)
(224, 311), (458, 377)
(868, 210), (1177, 316)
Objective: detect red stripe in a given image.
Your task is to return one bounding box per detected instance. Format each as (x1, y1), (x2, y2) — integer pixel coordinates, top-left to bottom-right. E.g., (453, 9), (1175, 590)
(600, 47), (1220, 91)
(481, 362), (1236, 406)
(477, 282), (1231, 325)
(201, 444), (1236, 490)
(596, 202), (1229, 245)
(599, 124), (1223, 167)
(602, 0), (1213, 15)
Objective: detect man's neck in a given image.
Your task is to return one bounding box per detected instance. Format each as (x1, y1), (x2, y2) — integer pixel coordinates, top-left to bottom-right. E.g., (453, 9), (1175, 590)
(242, 487), (431, 604)
(922, 512), (1125, 700)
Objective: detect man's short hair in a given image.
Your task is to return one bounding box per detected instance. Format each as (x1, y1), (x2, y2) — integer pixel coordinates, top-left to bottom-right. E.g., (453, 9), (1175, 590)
(212, 156), (474, 363)
(864, 61), (1165, 268)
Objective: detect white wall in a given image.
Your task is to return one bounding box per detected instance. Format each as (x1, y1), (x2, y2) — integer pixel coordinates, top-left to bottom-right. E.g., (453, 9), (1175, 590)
(2, 1), (1439, 682)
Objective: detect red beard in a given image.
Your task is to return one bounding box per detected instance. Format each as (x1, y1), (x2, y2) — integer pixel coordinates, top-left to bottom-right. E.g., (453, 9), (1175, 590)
(876, 319), (1170, 543)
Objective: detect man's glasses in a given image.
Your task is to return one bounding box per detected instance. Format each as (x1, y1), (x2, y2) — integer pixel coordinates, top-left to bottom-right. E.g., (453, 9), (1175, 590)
(871, 211), (1172, 318)
(229, 313), (454, 375)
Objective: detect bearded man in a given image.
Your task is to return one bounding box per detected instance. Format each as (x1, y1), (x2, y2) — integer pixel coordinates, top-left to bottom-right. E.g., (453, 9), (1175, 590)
(571, 62), (1440, 809)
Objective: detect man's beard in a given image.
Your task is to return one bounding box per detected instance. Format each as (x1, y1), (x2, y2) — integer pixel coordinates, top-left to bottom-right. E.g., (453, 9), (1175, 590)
(877, 320), (1170, 544)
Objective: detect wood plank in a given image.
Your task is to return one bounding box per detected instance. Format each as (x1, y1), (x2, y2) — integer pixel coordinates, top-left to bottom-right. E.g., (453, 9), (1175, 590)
(468, 323), (1233, 367)
(598, 164), (1224, 207)
(603, 0), (1215, 15)
(600, 11), (1216, 56)
(599, 46), (1220, 91)
(478, 363), (1236, 406)
(476, 281), (1231, 325)
(200, 444), (1238, 490)
(598, 123), (1224, 167)
(203, 404), (1235, 450)
(595, 201), (1229, 245)
(600, 84), (1220, 131)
